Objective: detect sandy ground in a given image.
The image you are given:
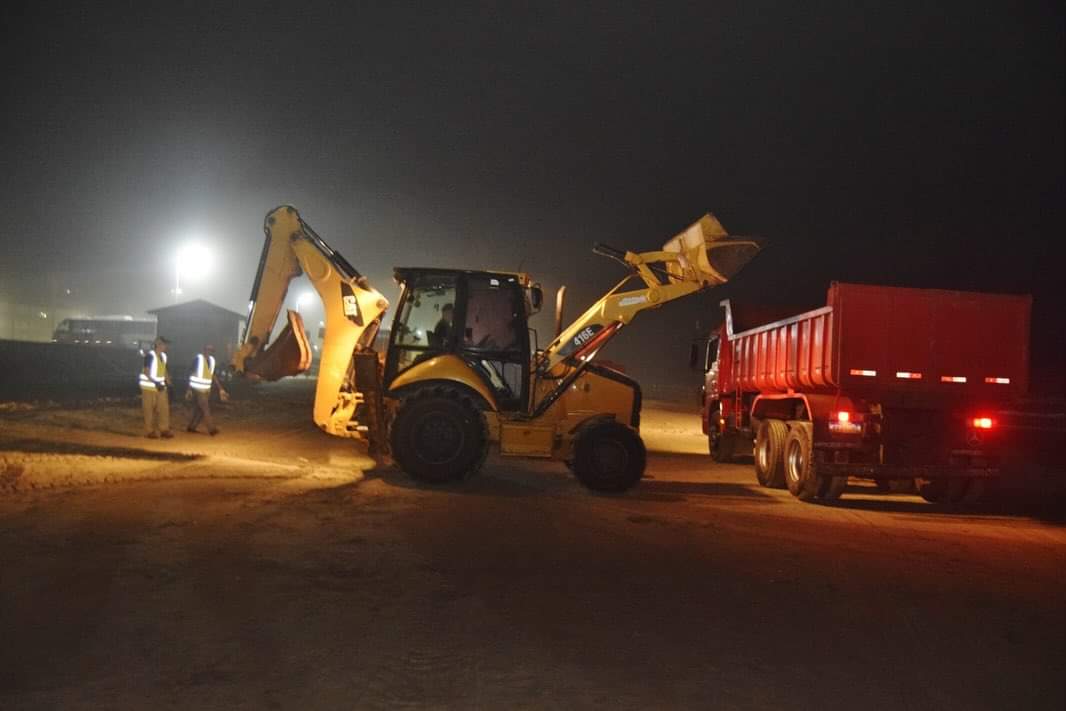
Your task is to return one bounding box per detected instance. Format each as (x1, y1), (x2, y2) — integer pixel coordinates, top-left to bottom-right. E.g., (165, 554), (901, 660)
(1, 382), (1064, 710)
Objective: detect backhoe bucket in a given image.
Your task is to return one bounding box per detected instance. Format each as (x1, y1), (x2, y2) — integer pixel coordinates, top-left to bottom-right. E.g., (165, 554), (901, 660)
(661, 213), (762, 287)
(244, 310), (313, 381)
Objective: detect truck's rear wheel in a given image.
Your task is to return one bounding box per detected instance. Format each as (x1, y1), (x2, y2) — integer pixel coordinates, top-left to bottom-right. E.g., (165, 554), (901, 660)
(783, 423), (821, 501)
(917, 479), (947, 503)
(945, 478), (970, 504)
(818, 474), (848, 501)
(889, 478), (918, 494)
(390, 385), (489, 484)
(572, 421), (646, 493)
(961, 478), (986, 504)
(755, 420), (787, 488)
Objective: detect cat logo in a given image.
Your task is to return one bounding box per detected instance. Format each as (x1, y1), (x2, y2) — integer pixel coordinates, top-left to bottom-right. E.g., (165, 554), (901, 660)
(343, 295), (359, 316)
(340, 283), (364, 325)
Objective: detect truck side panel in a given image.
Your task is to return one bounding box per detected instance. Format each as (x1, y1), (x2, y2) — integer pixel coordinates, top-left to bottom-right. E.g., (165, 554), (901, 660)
(731, 306), (835, 394)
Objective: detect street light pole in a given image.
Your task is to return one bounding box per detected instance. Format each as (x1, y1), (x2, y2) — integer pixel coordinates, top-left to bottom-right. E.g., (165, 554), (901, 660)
(174, 262), (183, 301)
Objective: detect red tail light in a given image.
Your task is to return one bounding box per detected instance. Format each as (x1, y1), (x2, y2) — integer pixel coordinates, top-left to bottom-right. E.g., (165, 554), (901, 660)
(971, 417), (994, 429)
(829, 410), (862, 434)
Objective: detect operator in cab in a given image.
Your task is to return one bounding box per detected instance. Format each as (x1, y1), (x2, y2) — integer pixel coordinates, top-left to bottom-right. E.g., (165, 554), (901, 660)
(432, 303), (454, 346)
(186, 344), (229, 436)
(139, 337), (173, 439)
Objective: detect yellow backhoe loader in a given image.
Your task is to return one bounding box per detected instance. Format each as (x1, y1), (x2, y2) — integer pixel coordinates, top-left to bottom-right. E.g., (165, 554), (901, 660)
(233, 205), (761, 492)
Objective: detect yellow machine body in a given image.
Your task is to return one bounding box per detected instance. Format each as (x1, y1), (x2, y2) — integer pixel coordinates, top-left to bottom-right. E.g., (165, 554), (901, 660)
(235, 205), (761, 485)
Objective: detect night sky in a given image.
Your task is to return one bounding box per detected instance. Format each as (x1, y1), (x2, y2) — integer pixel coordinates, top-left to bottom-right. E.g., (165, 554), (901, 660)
(1, 2), (1062, 393)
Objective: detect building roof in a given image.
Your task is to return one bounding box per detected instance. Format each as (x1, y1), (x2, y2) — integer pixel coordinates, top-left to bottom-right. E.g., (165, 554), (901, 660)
(147, 299), (246, 321)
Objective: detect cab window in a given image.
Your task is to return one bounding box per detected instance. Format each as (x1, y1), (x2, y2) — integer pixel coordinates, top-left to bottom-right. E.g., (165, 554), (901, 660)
(705, 338), (719, 372)
(463, 276), (521, 352)
(391, 274), (457, 374)
(461, 275), (526, 410)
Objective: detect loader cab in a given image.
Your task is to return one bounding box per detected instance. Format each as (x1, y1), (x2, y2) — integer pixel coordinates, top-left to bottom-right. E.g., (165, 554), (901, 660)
(385, 268), (539, 412)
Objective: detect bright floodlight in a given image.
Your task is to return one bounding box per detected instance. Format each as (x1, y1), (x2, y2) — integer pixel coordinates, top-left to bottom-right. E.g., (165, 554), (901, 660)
(173, 242), (213, 298)
(176, 243), (213, 281)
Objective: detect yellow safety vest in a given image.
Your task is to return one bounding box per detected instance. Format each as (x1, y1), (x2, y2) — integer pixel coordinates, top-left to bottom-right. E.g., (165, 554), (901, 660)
(139, 351), (168, 390)
(189, 354), (216, 392)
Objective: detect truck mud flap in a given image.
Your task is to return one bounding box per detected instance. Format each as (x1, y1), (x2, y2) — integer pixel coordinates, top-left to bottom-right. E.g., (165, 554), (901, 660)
(244, 310), (312, 381)
(815, 463), (999, 479)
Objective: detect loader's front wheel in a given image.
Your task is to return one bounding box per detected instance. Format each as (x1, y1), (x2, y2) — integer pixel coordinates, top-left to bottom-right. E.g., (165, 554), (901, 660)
(572, 421), (646, 493)
(390, 385), (488, 484)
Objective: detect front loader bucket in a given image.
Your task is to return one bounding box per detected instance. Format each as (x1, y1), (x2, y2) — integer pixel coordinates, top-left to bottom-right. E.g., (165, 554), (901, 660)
(661, 213), (762, 287)
(244, 310), (313, 381)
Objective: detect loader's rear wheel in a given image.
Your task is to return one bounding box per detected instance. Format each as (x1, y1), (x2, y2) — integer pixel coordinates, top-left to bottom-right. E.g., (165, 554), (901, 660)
(572, 421), (646, 493)
(784, 423), (820, 501)
(755, 419), (787, 488)
(390, 385), (488, 484)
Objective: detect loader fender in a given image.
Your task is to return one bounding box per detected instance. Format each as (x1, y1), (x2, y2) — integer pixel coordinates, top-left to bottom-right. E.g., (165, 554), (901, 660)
(388, 354), (498, 412)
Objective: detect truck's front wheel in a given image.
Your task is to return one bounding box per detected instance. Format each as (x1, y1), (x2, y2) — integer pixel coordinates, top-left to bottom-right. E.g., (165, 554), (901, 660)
(709, 412), (736, 463)
(572, 421), (646, 493)
(390, 385), (489, 484)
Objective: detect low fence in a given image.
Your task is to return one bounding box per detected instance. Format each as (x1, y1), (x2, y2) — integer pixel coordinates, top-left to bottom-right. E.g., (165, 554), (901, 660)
(0, 339), (143, 402)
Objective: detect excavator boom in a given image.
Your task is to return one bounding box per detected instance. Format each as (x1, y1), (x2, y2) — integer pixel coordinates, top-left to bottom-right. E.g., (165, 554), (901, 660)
(233, 205), (389, 438)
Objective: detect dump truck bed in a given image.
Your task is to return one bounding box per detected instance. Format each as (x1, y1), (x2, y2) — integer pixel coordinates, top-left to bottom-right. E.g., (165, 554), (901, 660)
(727, 282), (1031, 406)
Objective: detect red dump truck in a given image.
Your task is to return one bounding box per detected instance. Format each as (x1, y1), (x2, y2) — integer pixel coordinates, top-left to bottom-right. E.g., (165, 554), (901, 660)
(696, 282), (1032, 503)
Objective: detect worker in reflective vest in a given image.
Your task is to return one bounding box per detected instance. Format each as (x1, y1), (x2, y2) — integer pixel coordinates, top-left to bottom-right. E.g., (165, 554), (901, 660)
(186, 343), (229, 435)
(139, 337), (173, 438)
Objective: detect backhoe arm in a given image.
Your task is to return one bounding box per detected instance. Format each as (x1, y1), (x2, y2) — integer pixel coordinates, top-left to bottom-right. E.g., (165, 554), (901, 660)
(540, 213), (760, 376)
(233, 205), (390, 438)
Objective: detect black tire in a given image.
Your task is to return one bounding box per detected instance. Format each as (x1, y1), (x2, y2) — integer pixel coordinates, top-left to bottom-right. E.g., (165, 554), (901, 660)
(709, 423), (735, 463)
(754, 420), (787, 488)
(818, 474), (848, 501)
(961, 478), (986, 504)
(783, 423), (819, 501)
(572, 421), (646, 493)
(389, 384), (489, 484)
(889, 478), (918, 494)
(918, 479), (947, 503)
(875, 479), (917, 494)
(945, 478), (972, 504)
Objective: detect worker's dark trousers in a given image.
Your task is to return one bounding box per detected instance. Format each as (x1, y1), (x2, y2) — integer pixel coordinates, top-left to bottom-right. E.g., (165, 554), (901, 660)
(187, 390), (216, 432)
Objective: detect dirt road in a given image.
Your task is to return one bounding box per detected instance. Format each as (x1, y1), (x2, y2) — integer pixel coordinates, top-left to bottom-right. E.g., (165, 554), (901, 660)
(1, 384), (1063, 710)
